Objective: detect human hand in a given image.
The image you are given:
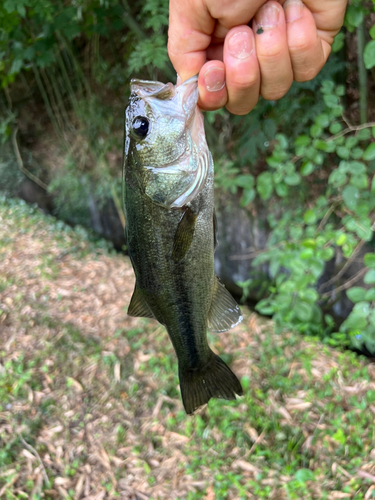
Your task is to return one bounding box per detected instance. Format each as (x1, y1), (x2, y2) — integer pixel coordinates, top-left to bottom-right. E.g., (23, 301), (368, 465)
(168, 0), (348, 114)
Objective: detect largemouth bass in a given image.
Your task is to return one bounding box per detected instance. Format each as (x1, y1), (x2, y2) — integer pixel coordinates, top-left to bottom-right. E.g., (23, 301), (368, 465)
(123, 75), (243, 414)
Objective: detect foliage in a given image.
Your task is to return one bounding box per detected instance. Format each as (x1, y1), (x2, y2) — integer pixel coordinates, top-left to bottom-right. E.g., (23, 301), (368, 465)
(228, 80), (375, 353)
(0, 0), (171, 227)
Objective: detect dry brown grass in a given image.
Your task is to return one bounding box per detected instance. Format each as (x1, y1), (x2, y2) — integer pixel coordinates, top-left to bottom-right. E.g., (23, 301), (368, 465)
(1, 201), (375, 499)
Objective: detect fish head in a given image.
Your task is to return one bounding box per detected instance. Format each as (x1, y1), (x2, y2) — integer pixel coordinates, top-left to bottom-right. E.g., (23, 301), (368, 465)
(124, 76), (211, 208)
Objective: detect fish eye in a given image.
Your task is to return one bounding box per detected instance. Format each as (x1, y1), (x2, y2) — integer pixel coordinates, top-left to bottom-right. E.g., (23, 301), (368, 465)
(132, 116), (149, 138)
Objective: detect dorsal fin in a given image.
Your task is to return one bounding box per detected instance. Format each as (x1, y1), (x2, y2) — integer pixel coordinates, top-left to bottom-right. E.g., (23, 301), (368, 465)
(208, 277), (243, 333)
(128, 284), (155, 319)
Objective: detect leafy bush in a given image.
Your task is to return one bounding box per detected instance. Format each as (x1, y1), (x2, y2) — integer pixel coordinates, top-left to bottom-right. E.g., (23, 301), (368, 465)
(229, 80), (375, 353)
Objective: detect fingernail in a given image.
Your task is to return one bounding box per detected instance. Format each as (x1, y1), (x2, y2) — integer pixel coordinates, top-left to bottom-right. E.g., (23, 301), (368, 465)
(228, 31), (254, 59)
(204, 67), (225, 92)
(284, 0), (303, 23)
(255, 3), (280, 30)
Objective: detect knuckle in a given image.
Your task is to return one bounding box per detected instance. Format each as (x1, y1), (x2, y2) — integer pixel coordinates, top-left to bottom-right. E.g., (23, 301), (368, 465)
(288, 36), (312, 55)
(257, 44), (285, 60)
(294, 66), (319, 82)
(230, 73), (259, 90)
(261, 83), (291, 101)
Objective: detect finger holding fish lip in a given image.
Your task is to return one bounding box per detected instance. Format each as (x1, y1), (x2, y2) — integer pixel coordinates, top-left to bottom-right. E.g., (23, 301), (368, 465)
(197, 61), (228, 111)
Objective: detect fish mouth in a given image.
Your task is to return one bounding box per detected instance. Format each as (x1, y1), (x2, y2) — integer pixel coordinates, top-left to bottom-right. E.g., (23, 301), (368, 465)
(130, 75), (199, 123)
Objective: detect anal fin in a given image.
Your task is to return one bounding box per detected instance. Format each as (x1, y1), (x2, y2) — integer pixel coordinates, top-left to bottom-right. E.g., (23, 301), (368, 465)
(208, 276), (243, 333)
(171, 206), (198, 262)
(128, 284), (155, 319)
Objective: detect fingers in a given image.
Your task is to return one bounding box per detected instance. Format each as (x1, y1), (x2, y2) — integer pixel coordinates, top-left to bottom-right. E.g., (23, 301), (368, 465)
(284, 0), (330, 81)
(223, 27), (260, 115)
(198, 27), (260, 114)
(253, 1), (293, 101)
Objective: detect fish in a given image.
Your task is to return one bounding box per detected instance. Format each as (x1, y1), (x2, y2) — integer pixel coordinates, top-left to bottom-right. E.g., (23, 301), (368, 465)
(123, 75), (243, 414)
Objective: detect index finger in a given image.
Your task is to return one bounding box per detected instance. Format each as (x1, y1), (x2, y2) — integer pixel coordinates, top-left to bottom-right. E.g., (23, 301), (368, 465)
(168, 0), (214, 83)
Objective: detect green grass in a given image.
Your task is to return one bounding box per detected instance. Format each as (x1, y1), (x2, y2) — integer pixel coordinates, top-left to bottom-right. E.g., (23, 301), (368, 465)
(1, 196), (375, 499)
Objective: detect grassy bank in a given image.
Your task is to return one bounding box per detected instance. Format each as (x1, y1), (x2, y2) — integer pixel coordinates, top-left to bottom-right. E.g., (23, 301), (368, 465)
(1, 198), (375, 500)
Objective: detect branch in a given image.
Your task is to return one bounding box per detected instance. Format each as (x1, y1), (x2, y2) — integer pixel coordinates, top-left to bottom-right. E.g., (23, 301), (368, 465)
(12, 128), (48, 190)
(20, 436), (49, 485)
(326, 120), (375, 143)
(321, 267), (367, 300)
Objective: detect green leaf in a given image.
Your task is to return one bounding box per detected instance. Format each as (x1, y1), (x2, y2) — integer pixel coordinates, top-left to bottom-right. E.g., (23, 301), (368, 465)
(353, 301), (370, 317)
(300, 248), (314, 259)
(235, 174), (254, 189)
(365, 289), (375, 301)
(350, 173), (368, 190)
(347, 287), (367, 303)
(321, 80), (335, 94)
(351, 148), (363, 159)
(294, 469), (315, 483)
(304, 210), (317, 225)
(345, 136), (358, 149)
(275, 182), (288, 198)
(332, 428), (347, 445)
(370, 25), (375, 40)
(358, 129), (371, 141)
(331, 105), (344, 117)
(332, 32), (345, 52)
(310, 124), (322, 138)
(335, 85), (345, 97)
(328, 169), (347, 187)
(345, 5), (364, 29)
(294, 135), (310, 147)
(9, 58), (23, 75)
(324, 94), (339, 108)
(276, 133), (288, 149)
(364, 253), (375, 268)
(329, 123), (342, 134)
(364, 40), (375, 70)
(240, 188), (256, 206)
(295, 301), (313, 322)
(315, 113), (330, 128)
(342, 185), (359, 210)
(320, 247), (335, 261)
(337, 146), (350, 159)
(284, 172), (301, 186)
(364, 270), (375, 285)
(256, 172), (273, 200)
(336, 233), (347, 246)
(300, 161), (315, 176)
(363, 143), (375, 161)
(347, 161), (366, 174)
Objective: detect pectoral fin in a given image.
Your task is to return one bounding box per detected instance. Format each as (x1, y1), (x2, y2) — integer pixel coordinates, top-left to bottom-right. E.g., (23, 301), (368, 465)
(213, 209), (218, 250)
(128, 284), (155, 319)
(208, 276), (243, 333)
(171, 206), (198, 262)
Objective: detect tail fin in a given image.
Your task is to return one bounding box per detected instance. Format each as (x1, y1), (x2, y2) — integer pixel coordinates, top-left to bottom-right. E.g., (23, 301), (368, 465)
(179, 351), (243, 414)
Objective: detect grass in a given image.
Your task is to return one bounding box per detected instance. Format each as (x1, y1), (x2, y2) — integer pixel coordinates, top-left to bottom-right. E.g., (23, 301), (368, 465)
(1, 196), (375, 499)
